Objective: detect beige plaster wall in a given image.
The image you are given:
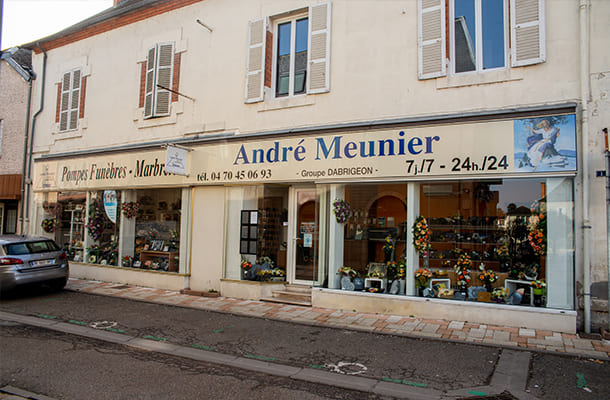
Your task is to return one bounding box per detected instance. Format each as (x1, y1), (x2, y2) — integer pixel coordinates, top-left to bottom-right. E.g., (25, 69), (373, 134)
(0, 60), (27, 174)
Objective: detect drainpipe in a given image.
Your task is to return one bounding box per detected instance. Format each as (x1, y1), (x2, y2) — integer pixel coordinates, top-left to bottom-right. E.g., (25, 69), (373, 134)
(24, 43), (47, 232)
(579, 0), (591, 334)
(19, 72), (34, 234)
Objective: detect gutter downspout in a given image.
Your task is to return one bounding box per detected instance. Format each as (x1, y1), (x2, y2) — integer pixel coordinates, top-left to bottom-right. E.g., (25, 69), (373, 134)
(24, 43), (47, 231)
(579, 0), (591, 334)
(19, 73), (34, 234)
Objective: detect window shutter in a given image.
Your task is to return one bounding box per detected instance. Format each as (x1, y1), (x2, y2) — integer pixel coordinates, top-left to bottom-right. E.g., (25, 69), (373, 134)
(418, 0), (446, 79)
(58, 70), (81, 131)
(511, 0), (546, 67)
(307, 2), (331, 94)
(144, 46), (156, 118)
(245, 18), (266, 103)
(59, 72), (71, 131)
(69, 70), (81, 130)
(155, 43), (174, 116)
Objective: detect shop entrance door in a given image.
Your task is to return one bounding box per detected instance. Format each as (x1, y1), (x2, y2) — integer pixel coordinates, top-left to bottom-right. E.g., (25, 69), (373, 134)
(288, 187), (317, 285)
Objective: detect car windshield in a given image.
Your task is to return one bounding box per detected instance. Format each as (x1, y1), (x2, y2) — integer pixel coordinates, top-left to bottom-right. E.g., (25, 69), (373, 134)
(4, 240), (60, 255)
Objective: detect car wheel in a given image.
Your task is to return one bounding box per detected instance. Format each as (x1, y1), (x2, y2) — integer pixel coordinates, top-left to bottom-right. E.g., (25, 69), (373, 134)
(49, 277), (68, 292)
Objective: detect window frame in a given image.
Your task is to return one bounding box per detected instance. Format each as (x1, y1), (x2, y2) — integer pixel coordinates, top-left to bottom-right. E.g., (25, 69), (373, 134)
(449, 0), (509, 75)
(143, 42), (174, 119)
(272, 13), (309, 98)
(58, 68), (82, 132)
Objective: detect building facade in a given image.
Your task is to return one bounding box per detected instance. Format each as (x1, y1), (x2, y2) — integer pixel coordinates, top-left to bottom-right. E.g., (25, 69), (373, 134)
(21, 0), (610, 334)
(0, 48), (33, 234)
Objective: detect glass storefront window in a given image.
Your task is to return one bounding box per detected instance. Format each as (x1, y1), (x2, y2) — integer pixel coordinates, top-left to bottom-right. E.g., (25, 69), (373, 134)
(86, 190), (121, 265)
(339, 183), (408, 292)
(225, 185), (289, 282)
(327, 178), (574, 310)
(53, 188), (182, 273)
(130, 188), (181, 272)
(418, 178), (574, 309)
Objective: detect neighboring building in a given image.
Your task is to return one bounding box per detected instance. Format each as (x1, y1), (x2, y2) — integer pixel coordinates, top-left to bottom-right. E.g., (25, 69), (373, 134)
(20, 0), (610, 334)
(0, 47), (33, 234)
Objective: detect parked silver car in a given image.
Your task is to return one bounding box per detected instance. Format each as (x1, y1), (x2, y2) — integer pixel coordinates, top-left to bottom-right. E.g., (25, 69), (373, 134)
(0, 235), (69, 293)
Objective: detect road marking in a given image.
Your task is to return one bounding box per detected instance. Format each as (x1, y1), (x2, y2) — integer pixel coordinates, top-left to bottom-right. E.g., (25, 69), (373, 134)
(90, 321), (117, 329)
(213, 325), (235, 333)
(468, 390), (486, 396)
(191, 344), (215, 351)
(68, 320), (87, 326)
(143, 335), (166, 342)
(37, 314), (57, 319)
(325, 361), (367, 375)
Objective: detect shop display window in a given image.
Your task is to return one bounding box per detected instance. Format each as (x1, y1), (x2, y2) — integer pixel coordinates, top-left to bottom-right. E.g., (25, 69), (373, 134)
(85, 190), (122, 265)
(54, 192), (87, 262)
(339, 183), (408, 293)
(52, 188), (182, 273)
(226, 185), (288, 282)
(131, 189), (181, 272)
(418, 178), (574, 309)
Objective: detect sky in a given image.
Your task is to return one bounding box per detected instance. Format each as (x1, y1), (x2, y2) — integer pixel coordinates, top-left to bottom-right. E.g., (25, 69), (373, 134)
(1, 0), (113, 50)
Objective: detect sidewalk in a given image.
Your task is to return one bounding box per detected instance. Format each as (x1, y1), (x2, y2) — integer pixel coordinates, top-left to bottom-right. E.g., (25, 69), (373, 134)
(67, 278), (610, 361)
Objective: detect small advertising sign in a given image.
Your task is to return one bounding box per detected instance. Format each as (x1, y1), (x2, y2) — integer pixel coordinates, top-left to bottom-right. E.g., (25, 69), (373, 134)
(103, 190), (118, 224)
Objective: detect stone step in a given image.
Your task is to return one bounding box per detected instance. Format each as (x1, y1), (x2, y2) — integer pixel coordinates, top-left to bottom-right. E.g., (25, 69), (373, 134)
(284, 284), (312, 294)
(260, 296), (312, 307)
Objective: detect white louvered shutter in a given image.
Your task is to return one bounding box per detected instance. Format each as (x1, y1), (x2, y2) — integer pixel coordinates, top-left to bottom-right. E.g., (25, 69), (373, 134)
(307, 2), (331, 94)
(418, 0), (446, 80)
(245, 18), (266, 103)
(155, 43), (174, 116)
(144, 46), (156, 118)
(59, 70), (81, 131)
(511, 0), (546, 67)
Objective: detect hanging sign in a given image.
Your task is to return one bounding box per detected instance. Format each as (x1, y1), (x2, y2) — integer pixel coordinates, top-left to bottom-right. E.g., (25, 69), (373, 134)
(165, 145), (188, 175)
(103, 190), (118, 224)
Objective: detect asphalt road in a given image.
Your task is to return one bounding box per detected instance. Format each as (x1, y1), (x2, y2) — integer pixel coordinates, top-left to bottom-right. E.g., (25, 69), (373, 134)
(1, 287), (609, 399)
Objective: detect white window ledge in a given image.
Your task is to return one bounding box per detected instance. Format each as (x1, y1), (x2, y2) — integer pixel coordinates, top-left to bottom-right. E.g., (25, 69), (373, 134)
(436, 68), (523, 90)
(259, 95), (315, 112)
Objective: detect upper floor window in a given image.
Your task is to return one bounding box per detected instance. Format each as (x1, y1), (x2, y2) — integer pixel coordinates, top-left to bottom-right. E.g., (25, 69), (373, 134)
(58, 69), (84, 131)
(452, 0), (507, 74)
(418, 0), (545, 80)
(143, 42), (174, 119)
(245, 2), (331, 103)
(275, 16), (309, 97)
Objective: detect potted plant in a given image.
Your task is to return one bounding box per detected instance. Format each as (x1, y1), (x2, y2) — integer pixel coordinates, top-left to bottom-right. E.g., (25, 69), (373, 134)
(530, 280), (546, 307)
(240, 256), (253, 280)
(414, 268), (433, 295)
(478, 263), (498, 293)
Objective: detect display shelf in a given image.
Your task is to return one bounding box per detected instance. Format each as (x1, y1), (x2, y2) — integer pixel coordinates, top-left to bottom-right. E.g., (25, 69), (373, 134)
(139, 250), (179, 272)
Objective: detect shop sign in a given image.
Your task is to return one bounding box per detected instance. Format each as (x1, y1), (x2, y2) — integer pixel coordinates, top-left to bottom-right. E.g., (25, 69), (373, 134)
(33, 114), (576, 190)
(103, 190), (118, 224)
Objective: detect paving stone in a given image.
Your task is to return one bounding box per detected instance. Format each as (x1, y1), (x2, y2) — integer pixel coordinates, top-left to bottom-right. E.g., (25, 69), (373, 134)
(519, 328), (536, 337)
(448, 320), (464, 330)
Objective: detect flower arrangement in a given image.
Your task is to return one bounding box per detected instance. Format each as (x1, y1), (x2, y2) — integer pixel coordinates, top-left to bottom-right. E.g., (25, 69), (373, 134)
(257, 256), (275, 268)
(478, 264), (498, 284)
(454, 253), (472, 290)
(86, 199), (105, 240)
(412, 216), (431, 253)
(366, 270), (385, 278)
(338, 266), (357, 278)
(528, 200), (546, 256)
(144, 260), (152, 269)
(256, 269), (273, 280)
(332, 199), (351, 223)
(121, 202), (139, 219)
(383, 235), (395, 254)
(241, 256), (253, 271)
(530, 280), (546, 289)
(41, 218), (57, 233)
(271, 268), (285, 277)
(491, 288), (509, 303)
(42, 201), (61, 216)
(397, 260), (406, 279)
(367, 287), (379, 293)
(414, 268), (433, 288)
(169, 230), (179, 241)
(122, 256), (133, 267)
